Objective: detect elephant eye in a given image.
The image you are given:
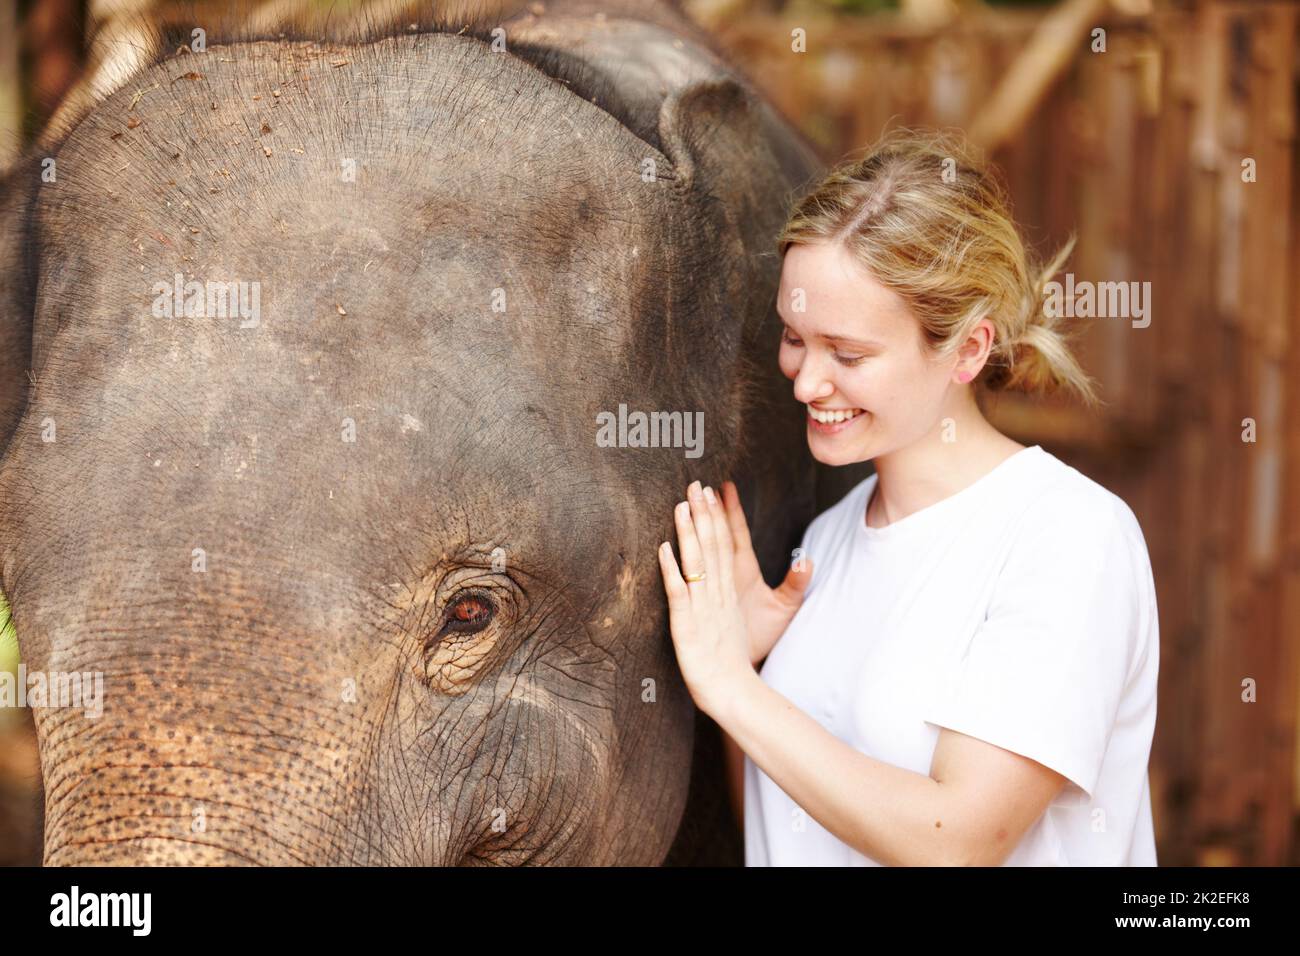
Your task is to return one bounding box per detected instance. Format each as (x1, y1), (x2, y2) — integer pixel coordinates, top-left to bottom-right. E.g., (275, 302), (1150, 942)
(441, 591), (495, 635)
(420, 588), (503, 694)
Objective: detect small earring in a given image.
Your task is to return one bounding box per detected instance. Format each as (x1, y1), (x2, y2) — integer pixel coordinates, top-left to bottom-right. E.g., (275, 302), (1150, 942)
(957, 370), (971, 383)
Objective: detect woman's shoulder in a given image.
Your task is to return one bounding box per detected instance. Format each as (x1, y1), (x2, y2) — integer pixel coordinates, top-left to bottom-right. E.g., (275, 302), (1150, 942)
(1009, 448), (1151, 562)
(990, 450), (1159, 667)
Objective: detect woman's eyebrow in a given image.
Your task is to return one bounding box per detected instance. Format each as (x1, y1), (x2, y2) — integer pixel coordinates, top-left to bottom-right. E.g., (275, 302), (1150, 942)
(776, 300), (884, 349)
(822, 333), (884, 349)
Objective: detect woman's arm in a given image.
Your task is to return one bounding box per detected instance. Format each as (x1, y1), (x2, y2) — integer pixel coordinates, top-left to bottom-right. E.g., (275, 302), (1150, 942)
(715, 669), (1068, 866)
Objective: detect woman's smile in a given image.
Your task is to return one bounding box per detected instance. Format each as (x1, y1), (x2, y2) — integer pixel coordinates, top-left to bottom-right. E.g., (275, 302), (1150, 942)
(807, 404), (867, 434)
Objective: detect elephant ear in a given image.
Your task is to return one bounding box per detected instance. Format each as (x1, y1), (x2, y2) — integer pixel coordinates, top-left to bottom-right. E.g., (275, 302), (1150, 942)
(0, 165), (36, 456)
(655, 78), (819, 340)
(657, 77), (820, 233)
(657, 81), (831, 523)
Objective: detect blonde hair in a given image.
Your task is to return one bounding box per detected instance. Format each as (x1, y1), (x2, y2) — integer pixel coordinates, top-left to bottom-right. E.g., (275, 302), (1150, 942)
(778, 128), (1100, 407)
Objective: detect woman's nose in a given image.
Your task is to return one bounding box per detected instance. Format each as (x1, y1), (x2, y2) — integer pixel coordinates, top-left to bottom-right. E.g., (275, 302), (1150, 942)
(791, 356), (833, 405)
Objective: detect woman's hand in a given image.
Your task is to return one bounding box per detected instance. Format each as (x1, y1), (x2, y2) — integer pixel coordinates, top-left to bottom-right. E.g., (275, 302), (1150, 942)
(657, 480), (814, 717)
(658, 481), (754, 719)
(717, 480), (814, 667)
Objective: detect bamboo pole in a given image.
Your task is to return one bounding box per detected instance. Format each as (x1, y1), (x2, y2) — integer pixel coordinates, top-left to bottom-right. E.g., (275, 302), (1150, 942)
(966, 0), (1110, 154)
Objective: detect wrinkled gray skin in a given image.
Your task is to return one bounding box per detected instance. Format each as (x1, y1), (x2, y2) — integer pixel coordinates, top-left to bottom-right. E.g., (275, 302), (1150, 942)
(0, 1), (866, 864)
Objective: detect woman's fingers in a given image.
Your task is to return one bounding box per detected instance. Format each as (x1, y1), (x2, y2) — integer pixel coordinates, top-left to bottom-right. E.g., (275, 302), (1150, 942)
(657, 540), (698, 653)
(673, 496), (709, 598)
(686, 481), (720, 600)
(657, 541), (689, 611)
(702, 484), (736, 598)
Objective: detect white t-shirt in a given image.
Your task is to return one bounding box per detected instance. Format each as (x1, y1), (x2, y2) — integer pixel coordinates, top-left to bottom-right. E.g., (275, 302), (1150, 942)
(744, 445), (1159, 866)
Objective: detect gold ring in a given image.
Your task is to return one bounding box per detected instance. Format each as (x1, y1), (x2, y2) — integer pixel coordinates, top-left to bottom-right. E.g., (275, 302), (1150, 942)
(684, 571), (707, 583)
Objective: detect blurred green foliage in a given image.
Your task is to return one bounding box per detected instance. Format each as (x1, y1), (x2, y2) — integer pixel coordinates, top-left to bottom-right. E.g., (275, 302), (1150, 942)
(0, 591), (18, 676)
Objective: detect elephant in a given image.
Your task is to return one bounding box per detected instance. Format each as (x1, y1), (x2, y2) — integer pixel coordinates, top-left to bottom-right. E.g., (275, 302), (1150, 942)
(0, 0), (868, 865)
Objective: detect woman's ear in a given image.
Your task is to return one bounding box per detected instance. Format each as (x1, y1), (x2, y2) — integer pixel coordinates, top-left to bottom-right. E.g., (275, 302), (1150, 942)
(954, 318), (996, 380)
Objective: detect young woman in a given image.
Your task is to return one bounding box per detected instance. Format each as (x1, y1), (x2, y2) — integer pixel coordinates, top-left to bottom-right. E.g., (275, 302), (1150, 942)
(656, 130), (1159, 866)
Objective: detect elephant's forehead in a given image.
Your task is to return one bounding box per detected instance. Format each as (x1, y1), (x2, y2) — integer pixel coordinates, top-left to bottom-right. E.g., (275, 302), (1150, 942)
(40, 31), (678, 257)
(29, 28), (687, 393)
(33, 138), (669, 386)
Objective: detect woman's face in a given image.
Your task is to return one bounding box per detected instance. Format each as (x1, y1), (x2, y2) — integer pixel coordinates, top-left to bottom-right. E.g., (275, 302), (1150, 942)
(776, 241), (959, 467)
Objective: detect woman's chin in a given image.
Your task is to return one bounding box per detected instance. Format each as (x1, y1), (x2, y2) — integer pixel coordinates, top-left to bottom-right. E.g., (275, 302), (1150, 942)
(808, 435), (873, 467)
(807, 414), (874, 466)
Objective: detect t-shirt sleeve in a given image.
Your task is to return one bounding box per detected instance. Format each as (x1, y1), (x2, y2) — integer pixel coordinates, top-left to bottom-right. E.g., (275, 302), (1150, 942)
(921, 492), (1152, 805)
